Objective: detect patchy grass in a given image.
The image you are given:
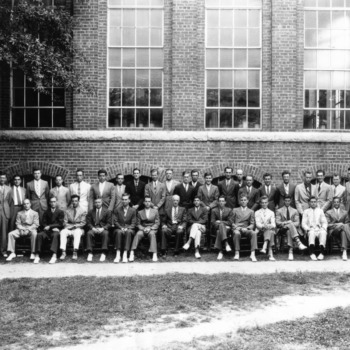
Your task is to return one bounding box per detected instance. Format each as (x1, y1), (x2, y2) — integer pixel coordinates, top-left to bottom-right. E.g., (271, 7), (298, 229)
(1, 272), (350, 349)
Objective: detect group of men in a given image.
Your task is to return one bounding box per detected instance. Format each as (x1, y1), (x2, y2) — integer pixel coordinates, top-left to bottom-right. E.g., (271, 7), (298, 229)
(1, 166), (350, 264)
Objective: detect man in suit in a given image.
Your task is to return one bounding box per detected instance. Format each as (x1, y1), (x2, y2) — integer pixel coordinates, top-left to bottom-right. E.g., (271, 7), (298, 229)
(26, 168), (49, 223)
(258, 173), (278, 212)
(183, 196), (208, 259)
(69, 169), (91, 214)
(144, 169), (166, 212)
(295, 171), (317, 216)
(130, 196), (160, 262)
(6, 199), (39, 262)
(197, 172), (219, 210)
(218, 167), (238, 209)
(174, 171), (195, 210)
(113, 193), (137, 263)
(161, 194), (186, 258)
(86, 197), (112, 262)
(50, 175), (71, 211)
(163, 169), (179, 213)
(89, 169), (116, 212)
(35, 196), (65, 264)
(114, 173), (125, 210)
(302, 196), (328, 261)
(59, 194), (86, 260)
(326, 197), (350, 261)
(190, 170), (202, 196)
(276, 195), (307, 261)
(316, 169), (333, 212)
(125, 168), (146, 211)
(237, 175), (259, 211)
(331, 174), (346, 210)
(235, 169), (246, 190)
(231, 194), (257, 262)
(9, 175), (26, 235)
(211, 195), (233, 260)
(255, 195), (276, 261)
(0, 173), (11, 258)
(276, 170), (296, 209)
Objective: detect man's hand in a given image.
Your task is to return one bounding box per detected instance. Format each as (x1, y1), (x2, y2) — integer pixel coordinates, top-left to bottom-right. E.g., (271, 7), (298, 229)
(199, 226), (205, 233)
(241, 228), (247, 234)
(206, 206), (210, 211)
(44, 226), (50, 231)
(216, 220), (221, 224)
(144, 227), (151, 233)
(162, 225), (167, 229)
(133, 205), (139, 210)
(154, 206), (158, 210)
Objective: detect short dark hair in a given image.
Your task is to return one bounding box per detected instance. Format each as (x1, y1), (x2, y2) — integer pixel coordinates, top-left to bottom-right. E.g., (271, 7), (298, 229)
(263, 173), (272, 179)
(204, 172), (213, 178)
(13, 174), (21, 180)
(133, 168), (140, 174)
(76, 169), (84, 175)
(333, 196), (340, 202)
(218, 195), (226, 201)
(224, 167), (233, 172)
(71, 194), (80, 201)
(165, 168), (173, 173)
(55, 174), (62, 179)
(193, 196), (200, 201)
(191, 170), (199, 175)
(316, 169), (325, 176)
(260, 195), (268, 202)
(33, 168), (41, 173)
(98, 169), (107, 176)
(116, 173), (124, 178)
(239, 194), (248, 200)
(94, 197), (102, 201)
(0, 172), (7, 177)
(281, 171), (290, 177)
(182, 171), (190, 177)
(122, 193), (130, 199)
(309, 196), (317, 202)
(284, 195), (291, 200)
(333, 173), (340, 178)
(304, 171), (312, 176)
(144, 195), (152, 201)
(150, 168), (158, 174)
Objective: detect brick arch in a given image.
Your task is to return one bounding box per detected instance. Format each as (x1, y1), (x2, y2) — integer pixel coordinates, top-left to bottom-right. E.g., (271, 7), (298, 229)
(297, 163), (349, 180)
(105, 162), (166, 181)
(199, 162), (265, 183)
(5, 161), (69, 181)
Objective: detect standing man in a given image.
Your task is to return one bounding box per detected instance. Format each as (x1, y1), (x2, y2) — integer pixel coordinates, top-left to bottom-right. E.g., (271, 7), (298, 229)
(59, 194), (86, 260)
(331, 174), (346, 210)
(114, 173), (125, 210)
(237, 175), (259, 211)
(125, 168), (146, 211)
(258, 173), (278, 212)
(255, 196), (276, 261)
(130, 196), (160, 262)
(69, 169), (91, 214)
(50, 175), (71, 211)
(211, 195), (233, 260)
(90, 169), (116, 212)
(197, 172), (219, 210)
(174, 171), (195, 210)
(26, 168), (49, 222)
(346, 167), (350, 212)
(276, 171), (296, 209)
(144, 169), (166, 212)
(218, 167), (238, 209)
(315, 169), (333, 212)
(190, 170), (202, 196)
(235, 169), (246, 189)
(0, 173), (11, 258)
(302, 196), (328, 261)
(295, 171), (317, 216)
(113, 193), (137, 263)
(276, 196), (307, 261)
(163, 169), (179, 213)
(35, 196), (65, 264)
(6, 199), (39, 262)
(9, 174), (26, 233)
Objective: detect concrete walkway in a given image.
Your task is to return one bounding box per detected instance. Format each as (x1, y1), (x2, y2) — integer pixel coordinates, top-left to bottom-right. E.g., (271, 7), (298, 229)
(1, 259), (350, 279)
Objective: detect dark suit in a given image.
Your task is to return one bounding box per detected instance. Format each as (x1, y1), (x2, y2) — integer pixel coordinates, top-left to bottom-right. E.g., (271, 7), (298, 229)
(36, 208), (65, 254)
(187, 206), (208, 248)
(211, 207), (233, 251)
(276, 183), (296, 209)
(125, 180), (146, 209)
(190, 181), (202, 196)
(85, 208), (112, 252)
(325, 208), (350, 250)
(9, 186), (26, 232)
(174, 183), (195, 209)
(26, 179), (49, 222)
(218, 179), (238, 209)
(258, 185), (278, 212)
(276, 206), (302, 248)
(89, 182), (116, 212)
(237, 186), (259, 211)
(113, 206), (137, 251)
(0, 185), (11, 255)
(197, 184), (219, 209)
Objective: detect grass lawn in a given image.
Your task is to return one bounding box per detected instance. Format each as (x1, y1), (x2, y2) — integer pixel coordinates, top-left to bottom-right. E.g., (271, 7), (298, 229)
(1, 272), (350, 349)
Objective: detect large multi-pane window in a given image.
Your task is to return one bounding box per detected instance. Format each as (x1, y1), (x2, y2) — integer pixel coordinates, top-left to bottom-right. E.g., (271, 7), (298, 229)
(108, 0), (164, 128)
(205, 0), (262, 129)
(304, 0), (350, 129)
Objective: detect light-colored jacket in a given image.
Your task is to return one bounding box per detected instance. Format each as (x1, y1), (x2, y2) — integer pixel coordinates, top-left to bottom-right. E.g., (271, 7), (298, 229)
(16, 209), (39, 232)
(302, 207), (327, 232)
(50, 186), (71, 211)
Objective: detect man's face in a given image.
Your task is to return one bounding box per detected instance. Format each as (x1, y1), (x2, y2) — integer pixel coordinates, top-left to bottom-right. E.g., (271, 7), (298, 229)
(305, 173), (312, 184)
(240, 196), (248, 207)
(333, 198), (340, 209)
(23, 199), (31, 210)
(225, 169), (232, 180)
(49, 198), (57, 209)
(117, 175), (124, 185)
(310, 199), (317, 209)
(98, 173), (106, 183)
(133, 170), (141, 180)
(284, 198), (291, 208)
(14, 176), (21, 187)
(316, 172), (324, 183)
(151, 171), (158, 182)
(264, 176), (271, 186)
(236, 170), (243, 181)
(33, 170), (41, 181)
(122, 196), (130, 207)
(333, 176), (340, 186)
(260, 199), (268, 209)
(183, 174), (190, 184)
(94, 199), (102, 209)
(166, 171), (173, 181)
(191, 172), (199, 182)
(172, 198), (179, 207)
(246, 176), (253, 187)
(76, 171), (84, 183)
(218, 198), (226, 208)
(194, 198), (200, 207)
(55, 176), (63, 187)
(205, 176), (212, 185)
(282, 174), (290, 184)
(72, 198), (79, 208)
(144, 198), (152, 208)
(0, 175), (6, 186)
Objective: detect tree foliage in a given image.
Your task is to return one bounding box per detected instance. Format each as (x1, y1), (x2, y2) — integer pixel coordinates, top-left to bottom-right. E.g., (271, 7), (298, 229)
(0, 0), (94, 94)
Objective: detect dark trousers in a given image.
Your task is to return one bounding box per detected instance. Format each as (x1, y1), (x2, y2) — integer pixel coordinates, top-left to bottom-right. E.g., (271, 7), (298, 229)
(0, 210), (8, 254)
(86, 229), (109, 252)
(9, 206), (22, 232)
(161, 224), (184, 252)
(213, 222), (230, 250)
(114, 228), (135, 251)
(36, 230), (60, 254)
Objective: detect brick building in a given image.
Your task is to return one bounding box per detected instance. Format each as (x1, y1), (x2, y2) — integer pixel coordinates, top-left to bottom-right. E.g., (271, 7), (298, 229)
(0, 0), (350, 188)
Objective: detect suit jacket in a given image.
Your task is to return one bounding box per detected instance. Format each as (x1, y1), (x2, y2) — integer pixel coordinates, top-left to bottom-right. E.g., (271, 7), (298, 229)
(50, 186), (71, 211)
(325, 208), (350, 235)
(237, 186), (259, 211)
(9, 185), (26, 219)
(346, 182), (350, 212)
(276, 206), (302, 235)
(114, 184), (126, 209)
(295, 183), (317, 214)
(231, 207), (255, 229)
(210, 206), (233, 226)
(162, 205), (187, 229)
(64, 206), (86, 229)
(258, 185), (278, 212)
(114, 206), (137, 230)
(276, 183), (296, 209)
(144, 181), (166, 210)
(301, 207), (327, 232)
(0, 185), (12, 219)
(41, 208), (65, 230)
(255, 208), (276, 230)
(331, 184), (346, 210)
(26, 179), (50, 212)
(197, 184), (219, 209)
(137, 208), (160, 231)
(187, 206), (208, 226)
(69, 181), (91, 210)
(89, 181), (116, 211)
(218, 179), (238, 209)
(173, 183), (195, 209)
(190, 181), (202, 196)
(316, 182), (333, 212)
(125, 180), (146, 208)
(16, 209), (39, 231)
(86, 207), (112, 231)
(164, 180), (180, 211)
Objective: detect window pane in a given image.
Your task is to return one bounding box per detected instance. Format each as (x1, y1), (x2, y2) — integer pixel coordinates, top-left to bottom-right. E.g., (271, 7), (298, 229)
(137, 28), (149, 46)
(39, 90), (52, 107)
(13, 89), (24, 106)
(136, 109), (149, 127)
(305, 89), (317, 108)
(234, 49), (247, 67)
(53, 89), (65, 106)
(234, 29), (247, 46)
(332, 11), (345, 28)
(319, 11), (331, 28)
(137, 9), (149, 27)
(122, 49), (135, 67)
(305, 71), (317, 89)
(332, 110), (344, 129)
(305, 29), (317, 47)
(150, 109), (162, 127)
(248, 29), (260, 47)
(248, 109), (260, 128)
(248, 70), (259, 88)
(220, 70), (233, 88)
(150, 88), (162, 106)
(26, 89), (38, 106)
(136, 49), (149, 67)
(123, 70), (135, 87)
(207, 49), (219, 68)
(110, 10), (121, 26)
(234, 89), (247, 106)
(136, 70), (149, 87)
(234, 109), (247, 128)
(150, 49), (163, 67)
(220, 110), (233, 128)
(108, 109), (121, 127)
(346, 90), (350, 108)
(207, 70), (219, 88)
(221, 10), (233, 28)
(234, 10), (247, 27)
(206, 109), (218, 128)
(110, 88), (122, 106)
(123, 9), (135, 26)
(122, 109), (135, 127)
(248, 49), (260, 67)
(110, 70), (121, 87)
(220, 89), (233, 107)
(318, 71), (331, 89)
(122, 88), (135, 106)
(303, 110), (317, 129)
(109, 48), (122, 67)
(13, 70), (24, 88)
(305, 11), (317, 28)
(234, 70), (247, 88)
(332, 71), (345, 89)
(319, 90), (333, 108)
(248, 89), (259, 107)
(151, 10), (162, 27)
(248, 10), (260, 27)
(318, 29), (331, 48)
(207, 89), (219, 107)
(207, 28), (219, 46)
(319, 109), (331, 129)
(136, 88), (149, 106)
(109, 28), (121, 46)
(220, 49), (232, 67)
(122, 28), (135, 46)
(346, 110), (350, 129)
(318, 50), (331, 68)
(39, 109), (52, 127)
(207, 10), (219, 28)
(150, 70), (162, 87)
(26, 109), (39, 127)
(150, 28), (162, 46)
(220, 29), (233, 46)
(12, 109), (25, 127)
(53, 109), (66, 128)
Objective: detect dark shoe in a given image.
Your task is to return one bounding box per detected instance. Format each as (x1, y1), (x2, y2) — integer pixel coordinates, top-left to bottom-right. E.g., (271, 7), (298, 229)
(173, 251), (179, 257)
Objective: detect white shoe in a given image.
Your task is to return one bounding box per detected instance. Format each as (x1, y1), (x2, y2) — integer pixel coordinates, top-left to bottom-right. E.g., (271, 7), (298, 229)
(225, 244), (232, 252)
(6, 252), (16, 262)
(152, 253), (158, 262)
(33, 256), (40, 264)
(87, 253), (93, 262)
(60, 252), (66, 260)
(310, 254), (317, 261)
(72, 252), (78, 260)
(260, 248), (267, 254)
(269, 256), (276, 261)
(195, 252), (201, 259)
(100, 254), (106, 262)
(114, 254), (120, 263)
(250, 254), (257, 262)
(30, 253), (35, 260)
(317, 253), (324, 261)
(233, 252), (239, 260)
(129, 251), (134, 262)
(122, 253), (128, 263)
(298, 242), (307, 250)
(342, 251), (348, 261)
(183, 243), (190, 250)
(217, 252), (223, 260)
(288, 253), (294, 261)
(49, 256), (57, 264)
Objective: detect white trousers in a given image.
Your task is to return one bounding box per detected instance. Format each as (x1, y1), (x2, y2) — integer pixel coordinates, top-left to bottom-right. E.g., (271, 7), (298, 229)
(189, 223), (206, 248)
(60, 228), (84, 250)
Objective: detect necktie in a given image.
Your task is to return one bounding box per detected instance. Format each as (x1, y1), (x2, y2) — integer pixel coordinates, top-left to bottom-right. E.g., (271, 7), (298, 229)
(185, 184), (188, 192)
(174, 207), (178, 222)
(96, 209), (100, 225)
(248, 187), (251, 195)
(286, 207), (290, 220)
(266, 186), (270, 196)
(77, 183), (81, 196)
(135, 182), (138, 191)
(226, 180), (230, 187)
(16, 187), (22, 205)
(153, 182), (157, 191)
(220, 210), (223, 221)
(318, 183), (321, 193)
(73, 208), (77, 220)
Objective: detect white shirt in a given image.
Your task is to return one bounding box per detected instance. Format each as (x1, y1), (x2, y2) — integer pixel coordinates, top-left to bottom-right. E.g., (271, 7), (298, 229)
(13, 186), (22, 205)
(206, 185), (211, 192)
(265, 185), (271, 195)
(183, 183), (188, 191)
(255, 208), (276, 230)
(166, 180), (173, 193)
(283, 183), (289, 195)
(145, 208), (151, 219)
(226, 179), (231, 187)
(70, 181), (91, 206)
(123, 206), (128, 216)
(34, 180), (41, 196)
(99, 181), (106, 196)
(172, 206), (178, 223)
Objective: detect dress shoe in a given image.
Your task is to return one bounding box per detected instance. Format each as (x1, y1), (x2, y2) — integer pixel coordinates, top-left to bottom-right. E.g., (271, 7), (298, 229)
(183, 243), (190, 250)
(233, 252), (239, 260)
(129, 251), (134, 262)
(152, 253), (158, 262)
(317, 253), (324, 261)
(87, 253), (93, 262)
(260, 248), (267, 254)
(173, 251), (179, 257)
(2, 252), (8, 258)
(298, 242), (307, 250)
(30, 253), (35, 260)
(217, 252), (223, 260)
(6, 252), (16, 262)
(288, 253), (294, 261)
(342, 251), (348, 261)
(34, 256), (40, 264)
(195, 251), (201, 259)
(49, 256), (57, 264)
(268, 256), (276, 261)
(122, 253), (128, 263)
(60, 252), (66, 260)
(100, 254), (106, 262)
(250, 254), (257, 262)
(72, 252), (78, 260)
(225, 244), (232, 252)
(310, 254), (317, 261)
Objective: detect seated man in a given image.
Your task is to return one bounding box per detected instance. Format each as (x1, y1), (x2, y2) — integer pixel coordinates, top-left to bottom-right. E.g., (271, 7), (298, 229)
(86, 197), (112, 262)
(183, 196), (208, 259)
(255, 195), (276, 261)
(113, 193), (137, 263)
(6, 199), (39, 262)
(211, 195), (233, 260)
(59, 194), (86, 260)
(161, 194), (186, 258)
(130, 196), (160, 262)
(35, 196), (65, 264)
(325, 196), (350, 261)
(231, 194), (257, 262)
(302, 196), (328, 261)
(237, 175), (259, 211)
(276, 195), (307, 261)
